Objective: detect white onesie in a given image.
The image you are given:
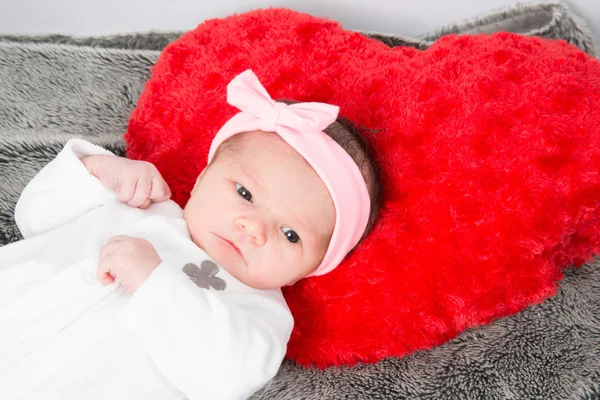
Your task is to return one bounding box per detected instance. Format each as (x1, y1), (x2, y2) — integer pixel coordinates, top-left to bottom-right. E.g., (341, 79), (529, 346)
(0, 139), (294, 400)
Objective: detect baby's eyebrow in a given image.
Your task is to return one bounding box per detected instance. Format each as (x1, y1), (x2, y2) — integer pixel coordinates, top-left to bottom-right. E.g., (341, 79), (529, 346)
(236, 165), (260, 190)
(288, 213), (317, 238)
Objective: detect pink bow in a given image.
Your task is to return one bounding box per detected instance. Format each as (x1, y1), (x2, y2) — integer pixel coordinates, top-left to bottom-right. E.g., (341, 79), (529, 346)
(226, 70), (340, 133)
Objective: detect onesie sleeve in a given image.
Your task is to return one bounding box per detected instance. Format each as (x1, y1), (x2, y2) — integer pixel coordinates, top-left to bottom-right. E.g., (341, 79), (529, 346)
(119, 263), (294, 400)
(14, 138), (117, 239)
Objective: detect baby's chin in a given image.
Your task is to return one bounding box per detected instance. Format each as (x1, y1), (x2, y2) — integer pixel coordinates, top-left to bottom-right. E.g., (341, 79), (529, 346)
(220, 257), (299, 290)
(217, 259), (293, 290)
(237, 268), (314, 290)
(208, 251), (306, 290)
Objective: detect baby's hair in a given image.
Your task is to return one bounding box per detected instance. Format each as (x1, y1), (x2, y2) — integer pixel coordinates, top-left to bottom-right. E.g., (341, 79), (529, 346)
(218, 100), (383, 242)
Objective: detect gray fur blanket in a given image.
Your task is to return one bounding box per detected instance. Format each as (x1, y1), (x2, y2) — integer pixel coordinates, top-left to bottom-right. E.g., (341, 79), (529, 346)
(1, 1), (599, 399)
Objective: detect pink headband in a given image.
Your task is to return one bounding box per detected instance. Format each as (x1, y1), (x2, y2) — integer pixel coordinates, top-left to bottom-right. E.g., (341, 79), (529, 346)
(208, 70), (370, 277)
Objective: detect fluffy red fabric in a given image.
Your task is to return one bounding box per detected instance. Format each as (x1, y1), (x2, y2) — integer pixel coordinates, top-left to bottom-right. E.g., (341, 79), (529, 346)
(125, 8), (600, 367)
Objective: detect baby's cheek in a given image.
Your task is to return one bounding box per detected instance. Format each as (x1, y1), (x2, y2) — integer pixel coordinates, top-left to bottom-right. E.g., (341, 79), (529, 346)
(246, 252), (291, 289)
(184, 200), (206, 226)
(183, 212), (205, 249)
(277, 247), (313, 285)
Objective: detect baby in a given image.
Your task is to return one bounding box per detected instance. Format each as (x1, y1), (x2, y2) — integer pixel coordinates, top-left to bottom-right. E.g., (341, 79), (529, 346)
(0, 70), (381, 399)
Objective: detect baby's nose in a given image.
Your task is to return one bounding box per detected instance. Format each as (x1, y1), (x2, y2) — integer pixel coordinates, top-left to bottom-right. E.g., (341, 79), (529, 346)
(235, 216), (266, 246)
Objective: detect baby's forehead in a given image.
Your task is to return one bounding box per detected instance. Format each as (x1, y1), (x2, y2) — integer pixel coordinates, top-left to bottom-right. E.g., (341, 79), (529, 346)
(219, 131), (311, 177)
(220, 130), (293, 157)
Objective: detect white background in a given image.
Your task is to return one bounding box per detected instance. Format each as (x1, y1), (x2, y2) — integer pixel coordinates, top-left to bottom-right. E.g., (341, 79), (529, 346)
(0, 0), (598, 51)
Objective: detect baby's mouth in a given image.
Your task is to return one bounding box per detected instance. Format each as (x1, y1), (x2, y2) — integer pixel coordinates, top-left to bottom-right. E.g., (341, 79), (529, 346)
(215, 234), (247, 264)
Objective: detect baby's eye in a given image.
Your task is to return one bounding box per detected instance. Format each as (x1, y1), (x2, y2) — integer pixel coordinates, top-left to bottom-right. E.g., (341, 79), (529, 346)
(235, 183), (253, 202)
(282, 227), (301, 244)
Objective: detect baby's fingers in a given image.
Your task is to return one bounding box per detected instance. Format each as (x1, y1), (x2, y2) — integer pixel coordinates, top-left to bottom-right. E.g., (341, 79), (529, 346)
(116, 175), (137, 204)
(97, 240), (120, 285)
(149, 174), (171, 202)
(139, 199), (152, 209)
(129, 175), (152, 208)
(96, 257), (116, 285)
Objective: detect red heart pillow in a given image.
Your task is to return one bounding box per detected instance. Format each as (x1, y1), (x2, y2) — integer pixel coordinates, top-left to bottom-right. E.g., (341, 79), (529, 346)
(125, 8), (600, 367)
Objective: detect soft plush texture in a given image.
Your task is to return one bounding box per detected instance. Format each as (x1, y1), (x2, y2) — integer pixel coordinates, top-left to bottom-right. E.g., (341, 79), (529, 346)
(124, 8), (600, 367)
(1, 1), (600, 397)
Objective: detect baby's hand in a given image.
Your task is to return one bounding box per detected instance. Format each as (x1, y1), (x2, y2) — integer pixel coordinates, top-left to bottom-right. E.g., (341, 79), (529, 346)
(97, 235), (161, 293)
(82, 155), (171, 209)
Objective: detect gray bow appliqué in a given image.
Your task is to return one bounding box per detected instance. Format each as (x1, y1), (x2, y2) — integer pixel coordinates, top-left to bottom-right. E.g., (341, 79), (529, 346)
(182, 260), (226, 291)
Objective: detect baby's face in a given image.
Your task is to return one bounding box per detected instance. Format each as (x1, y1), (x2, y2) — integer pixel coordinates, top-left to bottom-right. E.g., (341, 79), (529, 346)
(183, 131), (335, 289)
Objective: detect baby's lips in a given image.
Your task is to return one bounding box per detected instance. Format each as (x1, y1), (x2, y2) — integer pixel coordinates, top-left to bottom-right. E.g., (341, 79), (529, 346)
(218, 234), (247, 264)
